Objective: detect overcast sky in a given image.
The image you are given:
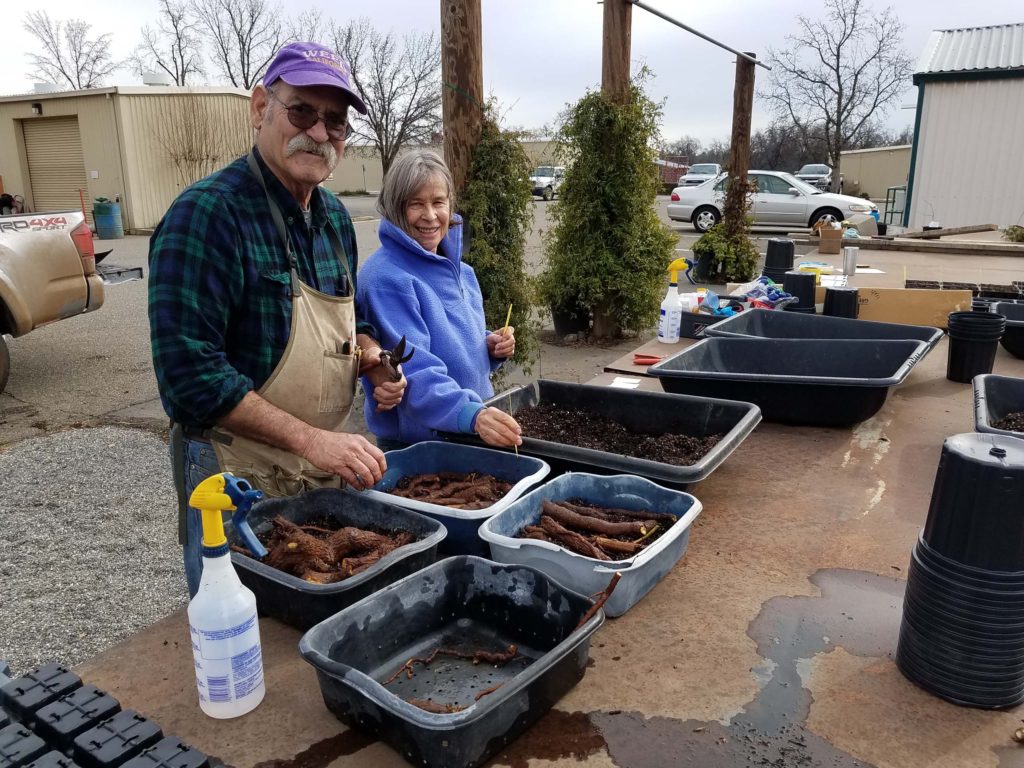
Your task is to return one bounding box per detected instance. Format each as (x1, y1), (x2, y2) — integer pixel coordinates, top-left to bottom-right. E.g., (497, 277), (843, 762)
(1, 0), (1021, 146)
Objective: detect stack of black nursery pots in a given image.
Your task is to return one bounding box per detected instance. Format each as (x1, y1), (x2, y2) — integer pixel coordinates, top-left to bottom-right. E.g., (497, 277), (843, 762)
(761, 238), (795, 285)
(897, 432), (1024, 708)
(782, 271), (817, 314)
(946, 311), (1006, 383)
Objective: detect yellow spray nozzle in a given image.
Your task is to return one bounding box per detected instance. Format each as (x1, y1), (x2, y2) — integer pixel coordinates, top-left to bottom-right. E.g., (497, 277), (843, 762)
(188, 473), (237, 549)
(667, 257), (690, 284)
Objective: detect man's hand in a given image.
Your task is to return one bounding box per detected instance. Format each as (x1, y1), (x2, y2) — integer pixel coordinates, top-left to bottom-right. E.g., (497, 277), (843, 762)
(487, 326), (516, 359)
(358, 338), (407, 412)
(474, 407), (522, 448)
(360, 342), (407, 415)
(301, 429), (387, 490)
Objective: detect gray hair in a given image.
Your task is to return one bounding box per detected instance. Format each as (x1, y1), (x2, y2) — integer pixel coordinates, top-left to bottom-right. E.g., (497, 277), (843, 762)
(377, 149), (456, 238)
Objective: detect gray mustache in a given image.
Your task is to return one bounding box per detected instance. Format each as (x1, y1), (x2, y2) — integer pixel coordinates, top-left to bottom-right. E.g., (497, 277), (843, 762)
(286, 135), (338, 166)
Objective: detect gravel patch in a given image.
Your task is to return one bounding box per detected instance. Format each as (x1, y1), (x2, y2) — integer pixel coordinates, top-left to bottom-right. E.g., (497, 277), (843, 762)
(0, 427), (187, 676)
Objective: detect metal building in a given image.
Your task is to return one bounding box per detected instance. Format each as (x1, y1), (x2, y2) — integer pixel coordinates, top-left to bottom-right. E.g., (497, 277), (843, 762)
(0, 87), (252, 232)
(838, 145), (911, 200)
(906, 22), (1024, 229)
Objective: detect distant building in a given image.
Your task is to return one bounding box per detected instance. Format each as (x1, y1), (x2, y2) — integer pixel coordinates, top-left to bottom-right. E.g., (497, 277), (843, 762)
(905, 22), (1024, 228)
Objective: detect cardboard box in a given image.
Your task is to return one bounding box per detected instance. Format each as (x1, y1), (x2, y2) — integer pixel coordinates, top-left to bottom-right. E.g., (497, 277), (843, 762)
(856, 288), (971, 327)
(816, 227), (843, 255)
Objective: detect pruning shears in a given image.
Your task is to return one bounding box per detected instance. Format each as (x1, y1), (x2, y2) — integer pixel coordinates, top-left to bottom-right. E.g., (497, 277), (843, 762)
(379, 335), (415, 382)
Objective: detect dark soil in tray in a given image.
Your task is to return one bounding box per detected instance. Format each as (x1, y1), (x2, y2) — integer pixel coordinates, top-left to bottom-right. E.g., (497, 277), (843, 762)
(390, 471), (513, 509)
(993, 411), (1024, 432)
(237, 515), (419, 584)
(515, 404), (723, 466)
(515, 498), (675, 561)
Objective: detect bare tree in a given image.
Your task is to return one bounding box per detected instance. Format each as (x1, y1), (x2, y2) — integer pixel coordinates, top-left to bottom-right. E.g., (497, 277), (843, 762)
(663, 135), (702, 163)
(331, 19), (442, 174)
(287, 8), (325, 43)
(192, 0), (283, 89)
(760, 0), (912, 190)
(155, 92), (252, 186)
(23, 11), (120, 89)
(130, 0), (205, 86)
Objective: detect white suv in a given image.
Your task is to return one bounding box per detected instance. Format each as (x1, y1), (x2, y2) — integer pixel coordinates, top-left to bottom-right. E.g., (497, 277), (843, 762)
(530, 166), (565, 201)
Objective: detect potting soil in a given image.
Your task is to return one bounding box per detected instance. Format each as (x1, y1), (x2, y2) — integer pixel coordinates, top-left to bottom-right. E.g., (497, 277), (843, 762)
(992, 411), (1024, 433)
(515, 404), (723, 466)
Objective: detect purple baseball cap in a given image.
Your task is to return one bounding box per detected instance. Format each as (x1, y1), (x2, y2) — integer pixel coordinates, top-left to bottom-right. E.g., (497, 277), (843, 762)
(263, 41), (367, 114)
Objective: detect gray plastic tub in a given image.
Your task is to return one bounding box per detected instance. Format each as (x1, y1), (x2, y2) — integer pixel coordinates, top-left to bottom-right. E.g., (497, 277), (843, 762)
(973, 374), (1024, 438)
(299, 556), (603, 768)
(480, 473), (702, 617)
(706, 308), (943, 352)
(363, 441), (550, 557)
(648, 337), (928, 426)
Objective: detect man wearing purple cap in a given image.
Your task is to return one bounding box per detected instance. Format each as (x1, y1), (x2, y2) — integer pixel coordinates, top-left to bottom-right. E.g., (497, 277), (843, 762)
(148, 41), (406, 596)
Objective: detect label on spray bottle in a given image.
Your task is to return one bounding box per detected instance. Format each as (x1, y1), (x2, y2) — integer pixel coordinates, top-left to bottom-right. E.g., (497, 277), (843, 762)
(190, 613), (264, 705)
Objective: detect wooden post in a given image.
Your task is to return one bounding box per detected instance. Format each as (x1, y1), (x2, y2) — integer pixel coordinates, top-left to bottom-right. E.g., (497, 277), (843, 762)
(441, 0), (484, 196)
(601, 0), (632, 104)
(723, 52), (756, 239)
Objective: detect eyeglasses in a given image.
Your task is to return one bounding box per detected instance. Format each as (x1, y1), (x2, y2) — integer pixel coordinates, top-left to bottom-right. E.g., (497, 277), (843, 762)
(267, 88), (353, 141)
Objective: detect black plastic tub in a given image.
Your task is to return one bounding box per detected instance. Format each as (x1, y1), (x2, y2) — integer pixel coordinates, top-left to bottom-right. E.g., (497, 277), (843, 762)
(299, 556), (603, 768)
(974, 374), (1024, 438)
(994, 302), (1024, 358)
(648, 337), (928, 426)
(445, 380), (761, 490)
(705, 308), (943, 351)
(227, 487), (446, 631)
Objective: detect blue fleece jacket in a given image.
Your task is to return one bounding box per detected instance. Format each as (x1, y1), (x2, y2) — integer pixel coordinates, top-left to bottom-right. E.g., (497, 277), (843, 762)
(357, 215), (501, 443)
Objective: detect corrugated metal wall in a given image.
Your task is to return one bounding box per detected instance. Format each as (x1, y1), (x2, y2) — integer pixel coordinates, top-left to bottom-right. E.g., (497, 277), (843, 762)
(909, 78), (1024, 229)
(116, 92), (252, 229)
(838, 146), (911, 200)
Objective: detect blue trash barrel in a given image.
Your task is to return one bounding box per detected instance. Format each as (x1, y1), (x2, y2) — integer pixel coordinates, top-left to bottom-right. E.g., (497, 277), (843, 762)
(92, 202), (124, 239)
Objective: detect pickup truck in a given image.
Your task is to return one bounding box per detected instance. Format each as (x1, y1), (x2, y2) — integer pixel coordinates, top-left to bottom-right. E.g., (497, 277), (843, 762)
(0, 210), (105, 393)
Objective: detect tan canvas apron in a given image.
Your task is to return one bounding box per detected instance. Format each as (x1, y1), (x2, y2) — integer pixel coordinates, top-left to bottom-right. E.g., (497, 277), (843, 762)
(211, 153), (359, 497)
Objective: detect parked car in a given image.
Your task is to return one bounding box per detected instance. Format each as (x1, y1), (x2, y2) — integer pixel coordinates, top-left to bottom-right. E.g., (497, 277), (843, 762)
(667, 171), (878, 233)
(794, 163), (833, 190)
(529, 166), (565, 201)
(677, 163), (723, 187)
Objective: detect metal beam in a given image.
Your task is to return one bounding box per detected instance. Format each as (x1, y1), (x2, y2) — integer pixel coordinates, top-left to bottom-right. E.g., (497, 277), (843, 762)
(628, 0), (771, 71)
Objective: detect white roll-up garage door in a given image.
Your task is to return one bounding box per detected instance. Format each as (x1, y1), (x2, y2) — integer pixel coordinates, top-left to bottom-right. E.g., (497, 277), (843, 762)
(23, 117), (90, 225)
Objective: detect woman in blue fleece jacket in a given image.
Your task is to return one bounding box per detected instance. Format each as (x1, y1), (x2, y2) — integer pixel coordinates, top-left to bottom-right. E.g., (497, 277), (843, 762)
(356, 149), (523, 450)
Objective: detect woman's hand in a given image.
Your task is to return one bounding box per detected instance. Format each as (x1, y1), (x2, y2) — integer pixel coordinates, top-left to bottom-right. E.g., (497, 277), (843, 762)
(487, 326), (515, 359)
(474, 407), (522, 448)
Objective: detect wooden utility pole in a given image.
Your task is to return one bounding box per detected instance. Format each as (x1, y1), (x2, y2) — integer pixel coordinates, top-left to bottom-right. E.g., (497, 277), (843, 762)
(601, 0), (632, 104)
(441, 0), (484, 195)
(729, 52), (756, 183)
(723, 52), (757, 238)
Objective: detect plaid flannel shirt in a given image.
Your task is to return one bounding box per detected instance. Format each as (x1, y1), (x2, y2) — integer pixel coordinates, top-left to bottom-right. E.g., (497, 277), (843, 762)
(148, 147), (374, 428)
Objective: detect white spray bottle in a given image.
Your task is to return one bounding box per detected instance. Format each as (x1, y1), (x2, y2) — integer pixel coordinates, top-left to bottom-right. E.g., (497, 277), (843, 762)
(187, 472), (268, 719)
(657, 258), (690, 344)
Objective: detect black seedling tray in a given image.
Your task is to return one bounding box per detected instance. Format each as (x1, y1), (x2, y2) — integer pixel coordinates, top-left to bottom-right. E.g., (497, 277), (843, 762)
(0, 722), (48, 766)
(706, 308), (943, 351)
(33, 685), (121, 753)
(300, 556), (603, 768)
(121, 737), (210, 768)
(0, 664), (82, 722)
(445, 379), (760, 490)
(228, 487), (446, 631)
(649, 337), (928, 426)
(973, 374), (1024, 438)
(24, 751), (84, 767)
(72, 710), (162, 768)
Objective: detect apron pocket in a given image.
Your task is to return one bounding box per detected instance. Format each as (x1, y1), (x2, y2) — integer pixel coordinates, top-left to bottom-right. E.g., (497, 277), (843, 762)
(320, 350), (357, 413)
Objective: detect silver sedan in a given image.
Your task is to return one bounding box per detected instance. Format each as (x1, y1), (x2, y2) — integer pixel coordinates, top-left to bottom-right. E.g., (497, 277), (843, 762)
(667, 171), (878, 233)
